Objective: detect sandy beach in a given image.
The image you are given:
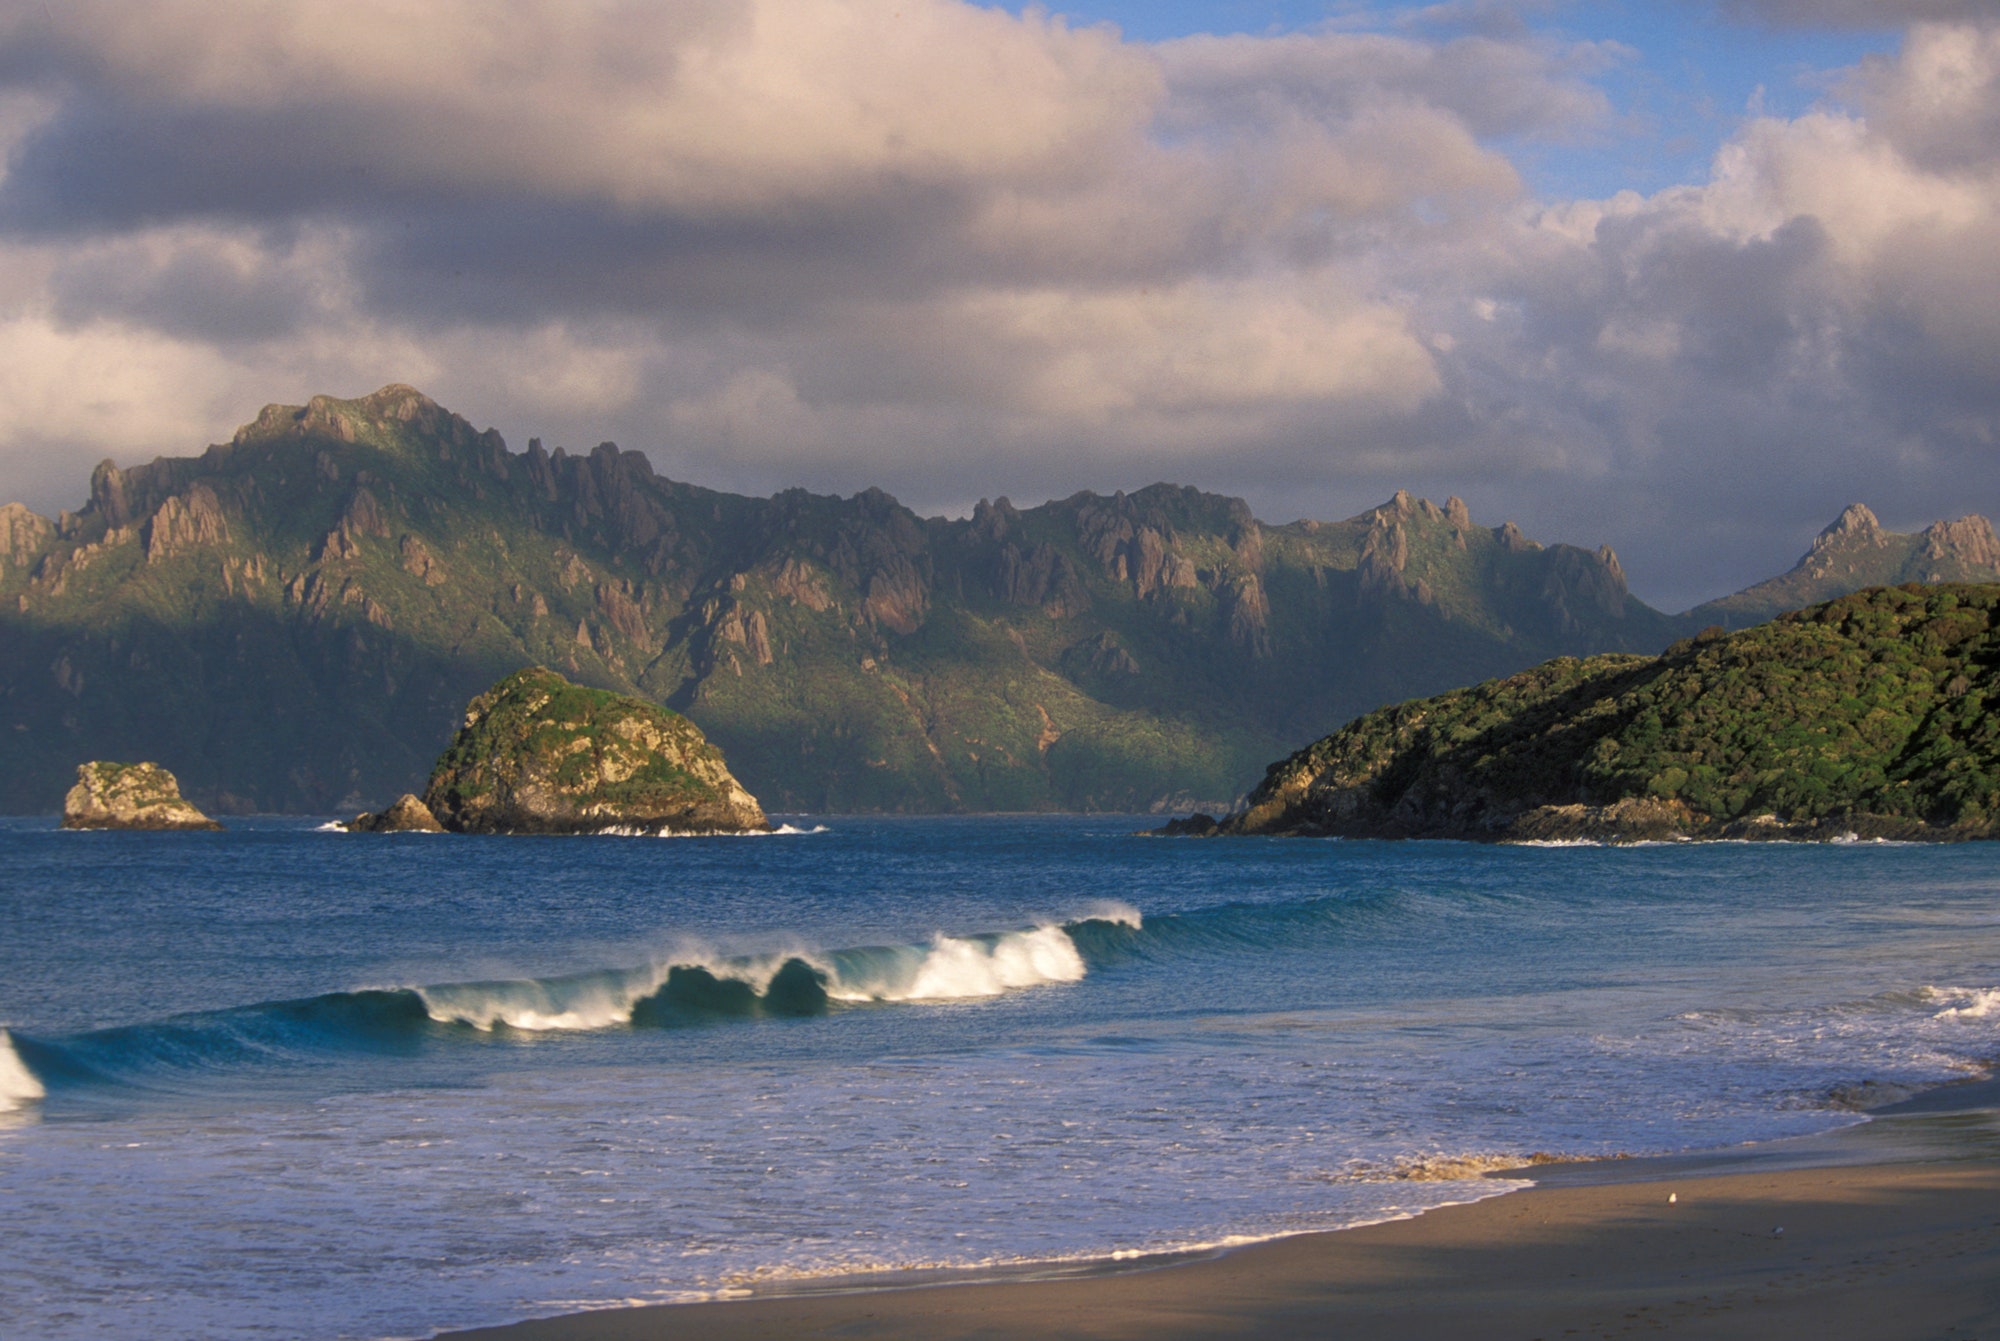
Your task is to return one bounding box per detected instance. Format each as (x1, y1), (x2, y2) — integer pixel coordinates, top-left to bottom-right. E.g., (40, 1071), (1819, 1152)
(443, 1089), (2000, 1341)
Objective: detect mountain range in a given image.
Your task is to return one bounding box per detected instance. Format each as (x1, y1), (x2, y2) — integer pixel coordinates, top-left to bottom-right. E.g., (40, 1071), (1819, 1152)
(2, 384), (1995, 814)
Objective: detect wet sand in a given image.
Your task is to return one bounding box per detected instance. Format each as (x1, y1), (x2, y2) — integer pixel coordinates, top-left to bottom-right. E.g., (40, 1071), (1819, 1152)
(442, 1090), (2000, 1341)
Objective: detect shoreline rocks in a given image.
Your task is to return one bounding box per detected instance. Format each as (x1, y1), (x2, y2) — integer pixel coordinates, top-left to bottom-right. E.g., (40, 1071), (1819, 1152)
(61, 762), (222, 831)
(348, 793), (445, 833)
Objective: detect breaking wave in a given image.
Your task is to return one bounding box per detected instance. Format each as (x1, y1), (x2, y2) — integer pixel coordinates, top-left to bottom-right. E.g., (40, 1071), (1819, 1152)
(0, 909), (1144, 1098)
(1922, 986), (2000, 1019)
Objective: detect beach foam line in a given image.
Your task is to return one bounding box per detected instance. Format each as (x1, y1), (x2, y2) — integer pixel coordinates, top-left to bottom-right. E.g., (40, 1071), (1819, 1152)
(320, 821), (832, 836)
(0, 1029), (46, 1111)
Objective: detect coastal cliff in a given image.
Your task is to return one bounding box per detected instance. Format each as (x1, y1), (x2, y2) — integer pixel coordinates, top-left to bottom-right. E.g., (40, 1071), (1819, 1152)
(412, 667), (769, 834)
(1191, 583), (2000, 843)
(61, 761), (222, 831)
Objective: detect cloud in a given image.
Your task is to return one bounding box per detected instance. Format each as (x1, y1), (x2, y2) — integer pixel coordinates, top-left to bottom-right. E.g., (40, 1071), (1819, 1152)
(0, 1), (1991, 611)
(1388, 14), (2000, 603)
(1717, 1), (1996, 30)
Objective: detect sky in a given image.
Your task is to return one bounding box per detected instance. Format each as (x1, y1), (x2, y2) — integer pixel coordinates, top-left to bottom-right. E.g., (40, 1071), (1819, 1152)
(0, 1), (1994, 611)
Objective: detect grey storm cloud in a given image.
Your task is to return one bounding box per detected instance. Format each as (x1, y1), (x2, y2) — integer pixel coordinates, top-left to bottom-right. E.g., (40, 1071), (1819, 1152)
(0, 0), (1992, 611)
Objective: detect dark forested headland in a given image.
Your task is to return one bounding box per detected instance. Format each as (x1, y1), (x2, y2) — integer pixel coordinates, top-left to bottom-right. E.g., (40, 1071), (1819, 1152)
(1199, 584), (2000, 842)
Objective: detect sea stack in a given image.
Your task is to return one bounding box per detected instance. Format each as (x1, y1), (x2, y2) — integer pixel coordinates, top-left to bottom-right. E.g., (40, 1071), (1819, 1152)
(61, 762), (222, 831)
(417, 667), (770, 834)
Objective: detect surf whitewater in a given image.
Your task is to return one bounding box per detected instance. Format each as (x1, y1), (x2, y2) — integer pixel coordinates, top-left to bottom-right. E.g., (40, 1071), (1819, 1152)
(1, 907), (1145, 1096)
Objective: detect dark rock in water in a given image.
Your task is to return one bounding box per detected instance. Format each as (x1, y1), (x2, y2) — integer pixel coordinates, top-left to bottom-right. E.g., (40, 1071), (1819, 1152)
(1504, 797), (1698, 844)
(349, 793), (444, 833)
(61, 761), (221, 831)
(1156, 812), (1219, 836)
(421, 666), (769, 835)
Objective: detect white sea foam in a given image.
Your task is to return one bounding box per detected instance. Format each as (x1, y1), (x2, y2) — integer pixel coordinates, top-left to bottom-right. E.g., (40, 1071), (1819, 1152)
(417, 972), (665, 1032)
(1074, 900), (1142, 929)
(597, 823), (831, 838)
(411, 919), (1089, 1029)
(0, 1029), (45, 1111)
(1923, 986), (2000, 1019)
(828, 927), (1086, 1002)
(313, 821), (347, 832)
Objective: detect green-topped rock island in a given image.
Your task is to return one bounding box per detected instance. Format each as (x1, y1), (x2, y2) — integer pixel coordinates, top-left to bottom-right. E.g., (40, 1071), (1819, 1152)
(351, 667), (769, 835)
(61, 761), (223, 831)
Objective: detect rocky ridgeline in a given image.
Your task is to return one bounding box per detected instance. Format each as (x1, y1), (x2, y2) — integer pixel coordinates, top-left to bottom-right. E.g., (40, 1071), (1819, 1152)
(1688, 504), (2000, 630)
(61, 761), (221, 831)
(0, 385), (1688, 816)
(5, 383), (1997, 817)
(1176, 583), (2000, 844)
(351, 667), (768, 835)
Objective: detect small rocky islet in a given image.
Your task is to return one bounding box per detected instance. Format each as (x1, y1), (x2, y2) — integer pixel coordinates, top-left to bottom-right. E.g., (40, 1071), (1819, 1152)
(350, 666), (770, 835)
(61, 761), (222, 831)
(1171, 582), (2000, 844)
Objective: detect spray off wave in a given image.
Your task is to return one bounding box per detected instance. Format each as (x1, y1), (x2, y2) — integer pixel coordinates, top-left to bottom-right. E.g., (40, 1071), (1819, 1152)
(0, 1029), (45, 1111)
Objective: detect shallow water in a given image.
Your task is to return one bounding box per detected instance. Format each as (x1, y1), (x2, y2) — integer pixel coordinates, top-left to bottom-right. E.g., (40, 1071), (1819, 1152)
(2, 816), (1997, 1339)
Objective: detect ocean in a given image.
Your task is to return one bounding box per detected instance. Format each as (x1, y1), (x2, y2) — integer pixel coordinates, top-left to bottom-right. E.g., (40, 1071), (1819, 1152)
(2, 816), (1997, 1339)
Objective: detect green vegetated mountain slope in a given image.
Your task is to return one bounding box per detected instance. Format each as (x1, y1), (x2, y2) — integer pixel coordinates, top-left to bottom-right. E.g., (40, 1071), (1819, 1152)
(1216, 583), (2000, 842)
(1687, 504), (2000, 630)
(0, 385), (1692, 814)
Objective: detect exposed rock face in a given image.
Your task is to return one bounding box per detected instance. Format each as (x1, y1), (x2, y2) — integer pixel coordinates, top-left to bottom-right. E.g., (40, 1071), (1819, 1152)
(0, 502), (53, 571)
(143, 484), (229, 563)
(61, 761), (221, 830)
(421, 667), (768, 834)
(349, 793), (444, 833)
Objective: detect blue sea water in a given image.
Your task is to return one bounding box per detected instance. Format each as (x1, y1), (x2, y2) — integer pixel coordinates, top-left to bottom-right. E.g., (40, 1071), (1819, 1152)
(2, 816), (1999, 1339)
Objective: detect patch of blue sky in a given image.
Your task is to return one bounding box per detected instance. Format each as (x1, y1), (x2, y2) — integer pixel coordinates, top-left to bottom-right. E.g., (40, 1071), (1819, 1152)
(1002, 1), (1901, 201)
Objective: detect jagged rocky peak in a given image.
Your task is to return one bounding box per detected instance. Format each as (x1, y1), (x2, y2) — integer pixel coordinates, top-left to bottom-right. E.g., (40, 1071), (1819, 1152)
(1355, 490), (1463, 531)
(1920, 515), (2000, 568)
(1811, 503), (1885, 553)
(228, 383), (490, 459)
(1352, 489), (1416, 525)
(970, 496), (1019, 542)
(61, 761), (222, 831)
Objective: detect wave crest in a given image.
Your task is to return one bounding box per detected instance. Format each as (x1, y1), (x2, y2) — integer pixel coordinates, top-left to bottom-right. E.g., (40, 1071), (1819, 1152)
(1922, 985), (2000, 1019)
